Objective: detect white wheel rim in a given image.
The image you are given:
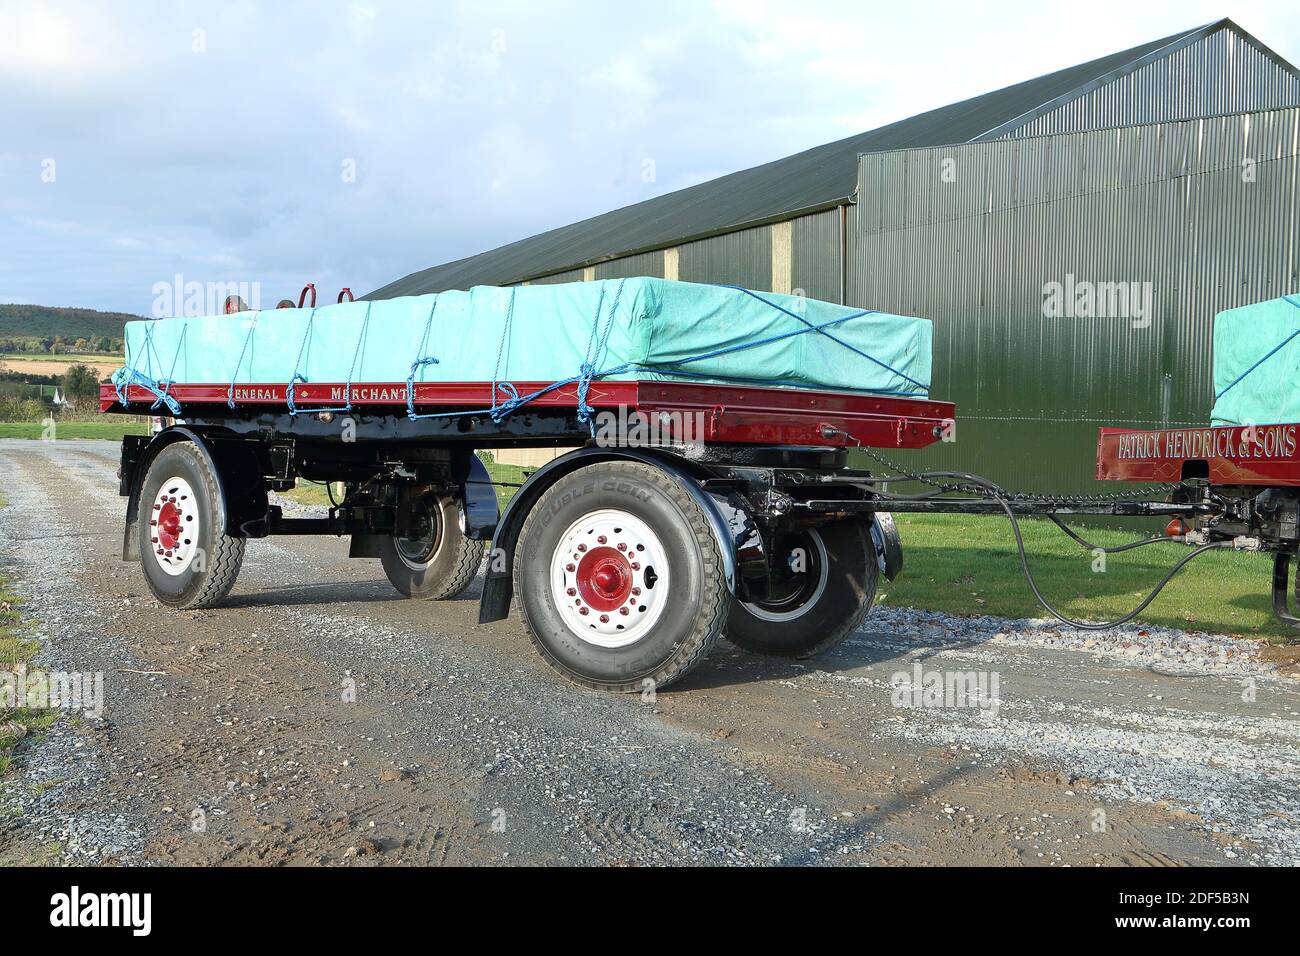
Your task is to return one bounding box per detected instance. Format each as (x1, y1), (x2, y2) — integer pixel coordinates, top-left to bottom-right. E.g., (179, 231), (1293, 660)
(549, 508), (670, 649)
(742, 527), (829, 622)
(148, 476), (200, 576)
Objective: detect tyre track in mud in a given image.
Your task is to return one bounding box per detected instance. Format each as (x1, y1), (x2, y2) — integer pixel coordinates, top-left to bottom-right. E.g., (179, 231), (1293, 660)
(2, 439), (1298, 865)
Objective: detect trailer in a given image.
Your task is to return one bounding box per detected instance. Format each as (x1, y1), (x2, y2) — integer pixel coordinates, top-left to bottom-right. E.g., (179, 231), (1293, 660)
(102, 372), (981, 690)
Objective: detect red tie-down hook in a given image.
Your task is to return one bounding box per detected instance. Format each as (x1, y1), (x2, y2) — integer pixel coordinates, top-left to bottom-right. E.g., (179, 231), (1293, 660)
(337, 287), (354, 304)
(298, 283), (317, 309)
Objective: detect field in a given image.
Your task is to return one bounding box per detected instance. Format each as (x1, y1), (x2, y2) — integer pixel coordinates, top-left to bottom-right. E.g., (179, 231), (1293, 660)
(0, 354), (122, 379)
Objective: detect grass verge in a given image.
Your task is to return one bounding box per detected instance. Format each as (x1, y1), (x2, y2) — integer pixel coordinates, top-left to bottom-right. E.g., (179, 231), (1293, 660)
(879, 513), (1293, 642)
(0, 497), (59, 776)
(0, 421), (149, 440)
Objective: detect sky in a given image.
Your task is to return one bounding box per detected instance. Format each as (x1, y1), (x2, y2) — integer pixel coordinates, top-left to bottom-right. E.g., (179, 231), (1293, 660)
(1, 0), (1297, 316)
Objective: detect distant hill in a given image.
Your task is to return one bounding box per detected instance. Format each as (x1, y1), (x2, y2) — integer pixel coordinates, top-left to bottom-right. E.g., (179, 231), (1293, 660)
(0, 304), (142, 342)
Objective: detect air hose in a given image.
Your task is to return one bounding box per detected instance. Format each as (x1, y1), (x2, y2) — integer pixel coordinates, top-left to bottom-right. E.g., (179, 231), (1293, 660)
(855, 461), (1229, 631)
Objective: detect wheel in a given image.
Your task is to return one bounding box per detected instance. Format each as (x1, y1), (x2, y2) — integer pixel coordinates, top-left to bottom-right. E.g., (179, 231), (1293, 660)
(379, 492), (483, 599)
(137, 441), (245, 609)
(513, 461), (730, 692)
(725, 519), (877, 658)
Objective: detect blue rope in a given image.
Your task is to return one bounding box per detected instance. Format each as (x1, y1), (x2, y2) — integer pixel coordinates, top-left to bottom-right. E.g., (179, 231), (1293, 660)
(489, 289), (522, 420)
(1215, 295), (1300, 401)
(287, 303), (373, 416)
(284, 307), (318, 414)
(405, 298), (442, 419)
(226, 312), (262, 409)
(113, 320), (184, 416)
(575, 281), (625, 430)
(725, 287), (928, 392)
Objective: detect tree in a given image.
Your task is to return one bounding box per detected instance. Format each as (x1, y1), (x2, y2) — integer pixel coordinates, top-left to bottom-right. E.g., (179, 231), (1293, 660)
(62, 363), (99, 408)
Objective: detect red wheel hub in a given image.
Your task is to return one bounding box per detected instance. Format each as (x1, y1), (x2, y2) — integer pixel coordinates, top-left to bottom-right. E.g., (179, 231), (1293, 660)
(575, 547), (632, 612)
(155, 500), (183, 550)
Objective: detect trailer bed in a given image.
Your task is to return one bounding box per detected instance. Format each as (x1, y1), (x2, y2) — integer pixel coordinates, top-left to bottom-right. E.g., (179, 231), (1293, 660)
(100, 379), (955, 450)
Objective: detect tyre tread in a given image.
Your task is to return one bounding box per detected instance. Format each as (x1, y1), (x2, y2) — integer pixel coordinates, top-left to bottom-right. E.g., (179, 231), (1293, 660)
(514, 460), (729, 693)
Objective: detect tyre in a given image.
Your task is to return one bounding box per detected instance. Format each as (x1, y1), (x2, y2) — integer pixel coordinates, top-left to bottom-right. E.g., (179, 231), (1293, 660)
(379, 492), (483, 600)
(726, 519), (877, 658)
(514, 461), (730, 692)
(138, 441), (245, 609)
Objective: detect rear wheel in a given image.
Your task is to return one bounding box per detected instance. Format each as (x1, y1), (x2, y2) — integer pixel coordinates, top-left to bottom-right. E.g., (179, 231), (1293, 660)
(726, 520), (877, 658)
(514, 461), (730, 692)
(379, 492), (483, 599)
(138, 441), (245, 609)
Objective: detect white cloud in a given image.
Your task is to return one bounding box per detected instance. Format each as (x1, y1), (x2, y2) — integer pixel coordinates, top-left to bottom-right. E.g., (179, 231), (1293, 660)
(0, 0), (1296, 313)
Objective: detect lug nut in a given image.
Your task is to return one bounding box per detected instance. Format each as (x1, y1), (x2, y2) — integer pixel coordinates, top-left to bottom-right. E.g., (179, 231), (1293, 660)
(579, 607), (589, 616)
(577, 543), (587, 552)
(632, 587), (641, 595)
(566, 563), (575, 572)
(617, 543), (627, 551)
(619, 607), (629, 616)
(630, 562), (640, 570)
(597, 535), (607, 544)
(566, 587), (577, 597)
(599, 614), (609, 623)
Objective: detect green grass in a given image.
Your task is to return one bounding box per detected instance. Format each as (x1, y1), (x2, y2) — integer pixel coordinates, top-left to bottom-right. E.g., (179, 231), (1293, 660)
(0, 421), (148, 440)
(281, 481), (345, 507)
(879, 513), (1291, 641)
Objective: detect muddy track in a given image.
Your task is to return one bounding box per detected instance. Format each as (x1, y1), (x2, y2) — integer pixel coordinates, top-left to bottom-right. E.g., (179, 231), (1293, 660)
(1, 439), (1297, 866)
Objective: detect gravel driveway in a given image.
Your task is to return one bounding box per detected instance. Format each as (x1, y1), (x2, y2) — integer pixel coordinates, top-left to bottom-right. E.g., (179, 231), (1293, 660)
(1, 438), (1297, 866)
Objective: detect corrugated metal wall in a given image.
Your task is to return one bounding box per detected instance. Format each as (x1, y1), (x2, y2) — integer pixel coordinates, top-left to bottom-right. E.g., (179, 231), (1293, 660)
(852, 106), (1300, 498)
(595, 250), (665, 280)
(790, 208), (844, 303)
(676, 225), (772, 288)
(1001, 29), (1300, 140)
(529, 268), (586, 285)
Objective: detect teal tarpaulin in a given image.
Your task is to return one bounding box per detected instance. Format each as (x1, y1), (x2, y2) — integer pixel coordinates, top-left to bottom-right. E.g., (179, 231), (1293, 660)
(1212, 294), (1300, 426)
(117, 278), (932, 405)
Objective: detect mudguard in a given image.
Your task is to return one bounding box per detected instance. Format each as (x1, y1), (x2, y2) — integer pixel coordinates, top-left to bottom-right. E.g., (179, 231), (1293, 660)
(120, 426), (269, 561)
(478, 448), (738, 624)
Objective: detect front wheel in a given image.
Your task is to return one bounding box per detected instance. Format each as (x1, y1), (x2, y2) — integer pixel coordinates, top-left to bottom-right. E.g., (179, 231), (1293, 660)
(137, 441), (245, 609)
(513, 461), (730, 692)
(725, 520), (878, 658)
(379, 492), (483, 600)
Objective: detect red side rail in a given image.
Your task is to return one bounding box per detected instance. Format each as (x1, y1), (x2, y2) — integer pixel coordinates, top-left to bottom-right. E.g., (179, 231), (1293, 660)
(1097, 423), (1300, 486)
(99, 379), (955, 451)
